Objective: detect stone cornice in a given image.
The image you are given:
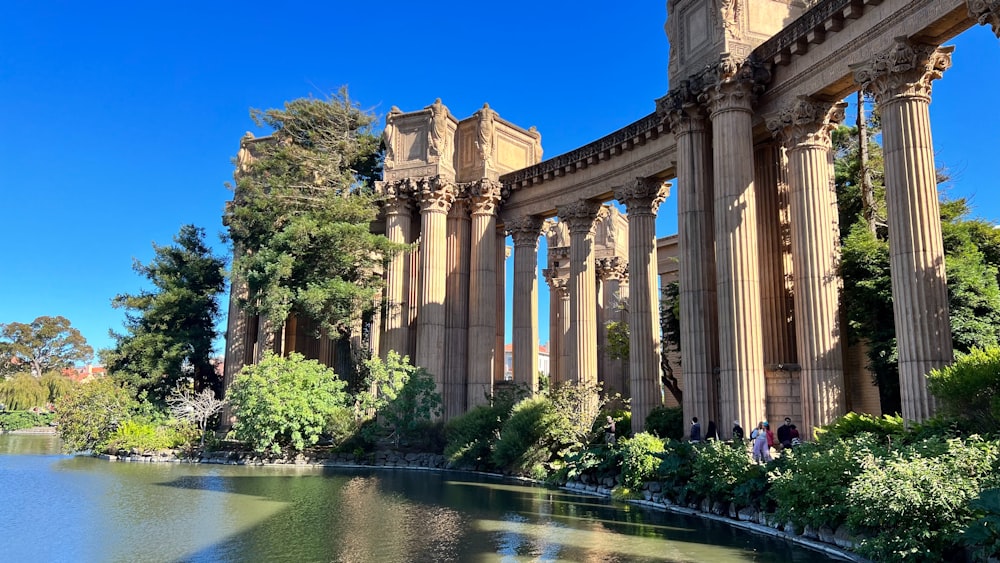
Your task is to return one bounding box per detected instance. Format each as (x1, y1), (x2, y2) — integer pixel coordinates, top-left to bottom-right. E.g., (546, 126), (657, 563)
(499, 113), (665, 193)
(968, 0), (1000, 37)
(754, 0), (884, 68)
(850, 37), (954, 103)
(766, 96), (847, 149)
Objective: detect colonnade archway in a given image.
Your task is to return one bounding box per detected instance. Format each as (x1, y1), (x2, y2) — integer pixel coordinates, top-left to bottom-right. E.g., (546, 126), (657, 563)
(224, 0), (1000, 439)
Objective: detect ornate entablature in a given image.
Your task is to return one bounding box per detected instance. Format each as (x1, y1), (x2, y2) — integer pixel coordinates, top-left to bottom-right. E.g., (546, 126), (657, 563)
(968, 0), (1000, 37)
(500, 113), (665, 193)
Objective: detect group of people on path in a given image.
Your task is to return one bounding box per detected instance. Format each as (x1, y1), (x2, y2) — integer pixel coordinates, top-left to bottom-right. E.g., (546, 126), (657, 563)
(689, 416), (800, 464)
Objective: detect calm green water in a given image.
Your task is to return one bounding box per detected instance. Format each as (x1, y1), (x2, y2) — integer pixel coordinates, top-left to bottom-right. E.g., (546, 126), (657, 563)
(0, 434), (841, 563)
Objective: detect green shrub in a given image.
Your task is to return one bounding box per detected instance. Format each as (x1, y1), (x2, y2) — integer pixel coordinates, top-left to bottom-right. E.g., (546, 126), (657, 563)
(55, 377), (137, 453)
(847, 436), (1000, 562)
(358, 351), (442, 447)
(688, 439), (760, 505)
(40, 371), (74, 403)
(813, 411), (907, 445)
(0, 410), (54, 431)
(645, 406), (683, 440)
(491, 397), (557, 474)
(444, 404), (505, 469)
(928, 346), (1000, 433)
(104, 419), (188, 453)
(617, 432), (664, 489)
(228, 352), (349, 454)
(963, 488), (1000, 561)
(768, 433), (885, 531)
(656, 440), (696, 503)
(324, 406), (358, 448)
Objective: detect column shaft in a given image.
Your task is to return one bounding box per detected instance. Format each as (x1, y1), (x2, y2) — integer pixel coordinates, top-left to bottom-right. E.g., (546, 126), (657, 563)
(416, 178), (455, 397)
(467, 181), (501, 408)
(382, 199), (414, 359)
(616, 179), (670, 434)
(444, 197), (470, 418)
(560, 201), (602, 386)
(510, 216), (544, 393)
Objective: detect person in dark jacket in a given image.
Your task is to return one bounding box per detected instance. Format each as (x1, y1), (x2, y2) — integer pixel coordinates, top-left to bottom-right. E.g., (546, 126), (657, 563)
(777, 417), (794, 449)
(689, 417), (701, 442)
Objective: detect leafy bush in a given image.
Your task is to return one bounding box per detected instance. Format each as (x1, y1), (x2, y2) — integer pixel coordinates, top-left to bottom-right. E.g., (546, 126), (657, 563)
(491, 397), (557, 474)
(444, 405), (505, 469)
(688, 439), (760, 505)
(645, 406), (683, 440)
(928, 346), (1000, 433)
(0, 410), (54, 431)
(0, 374), (48, 411)
(617, 432), (664, 489)
(768, 433), (885, 531)
(963, 488), (1000, 561)
(228, 352), (349, 453)
(55, 377), (137, 452)
(813, 411), (907, 445)
(104, 419), (189, 453)
(656, 440), (696, 503)
(359, 351), (442, 447)
(40, 371), (74, 403)
(323, 406), (357, 447)
(847, 436), (1000, 562)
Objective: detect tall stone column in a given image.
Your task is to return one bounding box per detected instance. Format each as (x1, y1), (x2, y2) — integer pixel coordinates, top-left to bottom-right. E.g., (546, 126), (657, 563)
(597, 257), (628, 396)
(444, 194), (471, 419)
(616, 178), (670, 434)
(544, 270), (566, 385)
(768, 97), (849, 438)
(852, 39), (955, 421)
(416, 177), (455, 396)
(381, 184), (415, 360)
(753, 142), (796, 367)
(509, 215), (545, 393)
(663, 93), (719, 433)
(702, 58), (768, 432)
(467, 180), (502, 408)
(558, 200), (602, 386)
(968, 0), (1000, 37)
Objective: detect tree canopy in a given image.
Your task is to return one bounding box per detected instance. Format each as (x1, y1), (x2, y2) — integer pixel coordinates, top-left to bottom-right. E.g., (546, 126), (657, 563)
(225, 89), (406, 347)
(0, 315), (92, 378)
(102, 224), (226, 404)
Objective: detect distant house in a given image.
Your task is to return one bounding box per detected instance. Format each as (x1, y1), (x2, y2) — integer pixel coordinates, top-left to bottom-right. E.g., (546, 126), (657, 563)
(63, 365), (106, 383)
(503, 343), (550, 381)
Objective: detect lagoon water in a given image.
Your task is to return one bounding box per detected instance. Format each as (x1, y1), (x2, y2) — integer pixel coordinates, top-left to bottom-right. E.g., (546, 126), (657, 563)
(0, 434), (839, 562)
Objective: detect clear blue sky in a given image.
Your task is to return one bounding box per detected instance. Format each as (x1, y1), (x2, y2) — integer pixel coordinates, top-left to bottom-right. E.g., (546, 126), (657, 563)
(1, 2), (998, 361)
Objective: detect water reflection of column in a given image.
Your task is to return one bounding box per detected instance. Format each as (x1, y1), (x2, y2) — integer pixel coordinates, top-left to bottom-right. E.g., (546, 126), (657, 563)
(852, 39), (955, 421)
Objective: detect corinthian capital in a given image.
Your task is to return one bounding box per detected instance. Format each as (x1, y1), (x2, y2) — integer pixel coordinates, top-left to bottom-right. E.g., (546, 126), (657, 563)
(697, 53), (771, 114)
(507, 215), (545, 248)
(968, 0), (1000, 38)
(467, 179), (503, 216)
(596, 256), (629, 282)
(615, 177), (670, 217)
(557, 200), (603, 235)
(417, 176), (456, 213)
(766, 96), (847, 150)
(850, 37), (954, 104)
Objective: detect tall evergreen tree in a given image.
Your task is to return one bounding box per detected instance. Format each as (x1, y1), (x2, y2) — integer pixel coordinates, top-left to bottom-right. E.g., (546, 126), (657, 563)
(103, 225), (226, 403)
(224, 89), (406, 369)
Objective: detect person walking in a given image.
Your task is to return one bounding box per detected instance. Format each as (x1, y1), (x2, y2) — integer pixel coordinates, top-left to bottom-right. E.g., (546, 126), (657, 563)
(689, 417), (702, 442)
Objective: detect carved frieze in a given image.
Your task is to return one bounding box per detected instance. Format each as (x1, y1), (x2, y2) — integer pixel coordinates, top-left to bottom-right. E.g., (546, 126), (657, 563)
(850, 37), (954, 104)
(968, 0), (1000, 38)
(766, 96), (847, 149)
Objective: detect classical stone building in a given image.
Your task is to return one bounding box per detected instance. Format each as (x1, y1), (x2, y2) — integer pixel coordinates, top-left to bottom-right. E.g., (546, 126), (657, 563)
(224, 0), (1000, 438)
